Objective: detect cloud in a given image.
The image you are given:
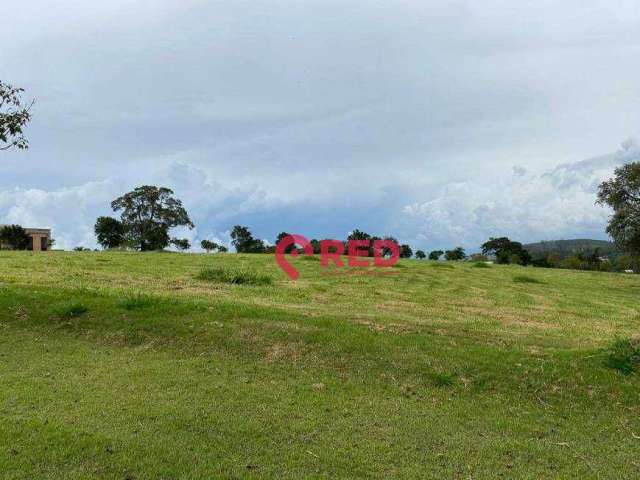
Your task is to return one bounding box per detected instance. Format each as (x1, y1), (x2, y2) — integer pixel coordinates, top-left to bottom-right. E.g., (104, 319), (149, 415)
(401, 141), (640, 250)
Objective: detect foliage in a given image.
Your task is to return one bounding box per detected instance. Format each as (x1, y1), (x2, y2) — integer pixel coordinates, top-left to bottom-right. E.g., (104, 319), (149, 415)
(605, 338), (640, 375)
(481, 237), (532, 265)
(200, 239), (219, 253)
(428, 250), (444, 260)
(399, 244), (413, 258)
(171, 238), (191, 251)
(0, 224), (30, 250)
(196, 266), (272, 285)
(597, 162), (640, 268)
(54, 301), (88, 319)
(444, 247), (466, 261)
(415, 250), (426, 259)
(110, 186), (193, 251)
(94, 216), (125, 249)
(230, 225), (265, 253)
(0, 80), (32, 151)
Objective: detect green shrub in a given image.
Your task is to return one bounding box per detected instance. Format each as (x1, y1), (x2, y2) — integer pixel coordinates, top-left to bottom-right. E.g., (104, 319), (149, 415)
(118, 293), (157, 310)
(430, 372), (456, 388)
(473, 262), (491, 268)
(513, 275), (543, 284)
(55, 302), (88, 319)
(605, 338), (640, 375)
(196, 267), (272, 286)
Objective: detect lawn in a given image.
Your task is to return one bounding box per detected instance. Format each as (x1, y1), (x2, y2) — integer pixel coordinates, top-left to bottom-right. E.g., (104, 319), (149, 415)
(0, 251), (639, 479)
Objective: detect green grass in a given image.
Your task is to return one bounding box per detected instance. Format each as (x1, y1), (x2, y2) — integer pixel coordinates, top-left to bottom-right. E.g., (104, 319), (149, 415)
(605, 338), (640, 375)
(0, 251), (639, 478)
(196, 266), (273, 285)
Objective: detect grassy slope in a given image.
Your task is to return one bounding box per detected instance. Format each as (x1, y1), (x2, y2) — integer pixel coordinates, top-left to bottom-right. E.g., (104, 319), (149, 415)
(0, 251), (639, 479)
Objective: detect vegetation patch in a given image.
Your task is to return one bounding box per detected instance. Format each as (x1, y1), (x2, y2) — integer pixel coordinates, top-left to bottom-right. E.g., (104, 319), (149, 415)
(429, 372), (456, 388)
(117, 293), (158, 310)
(196, 266), (272, 286)
(54, 301), (88, 319)
(429, 262), (454, 269)
(605, 338), (640, 375)
(513, 275), (544, 284)
(473, 262), (491, 268)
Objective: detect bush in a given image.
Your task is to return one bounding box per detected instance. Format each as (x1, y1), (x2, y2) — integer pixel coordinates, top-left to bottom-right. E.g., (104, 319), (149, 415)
(605, 338), (640, 375)
(55, 302), (88, 319)
(118, 293), (157, 310)
(196, 267), (272, 286)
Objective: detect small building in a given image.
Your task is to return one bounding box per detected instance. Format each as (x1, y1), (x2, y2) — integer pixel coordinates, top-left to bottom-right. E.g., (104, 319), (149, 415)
(0, 226), (52, 251)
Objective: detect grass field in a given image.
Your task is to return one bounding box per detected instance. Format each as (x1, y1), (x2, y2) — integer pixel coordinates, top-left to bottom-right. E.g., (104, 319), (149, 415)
(1, 251), (639, 479)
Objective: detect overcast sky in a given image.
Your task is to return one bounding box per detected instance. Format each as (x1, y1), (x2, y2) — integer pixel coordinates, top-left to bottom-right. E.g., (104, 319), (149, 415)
(2, 0), (640, 250)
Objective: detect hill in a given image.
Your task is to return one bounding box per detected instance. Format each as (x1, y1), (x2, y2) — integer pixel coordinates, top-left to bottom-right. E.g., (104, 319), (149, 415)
(0, 251), (639, 478)
(524, 238), (620, 258)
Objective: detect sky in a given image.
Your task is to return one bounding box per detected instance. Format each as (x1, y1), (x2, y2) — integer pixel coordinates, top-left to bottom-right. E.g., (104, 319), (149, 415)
(1, 0), (640, 251)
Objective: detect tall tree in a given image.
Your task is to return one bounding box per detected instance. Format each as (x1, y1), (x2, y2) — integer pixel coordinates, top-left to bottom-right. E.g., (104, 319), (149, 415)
(94, 216), (125, 249)
(171, 238), (191, 251)
(598, 162), (640, 267)
(110, 186), (193, 251)
(445, 247), (466, 261)
(428, 250), (444, 260)
(230, 225), (265, 253)
(200, 239), (219, 253)
(481, 237), (531, 265)
(399, 244), (413, 258)
(0, 224), (30, 250)
(1, 81), (33, 151)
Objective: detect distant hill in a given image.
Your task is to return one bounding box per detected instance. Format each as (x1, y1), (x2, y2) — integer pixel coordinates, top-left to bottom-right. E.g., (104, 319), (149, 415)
(523, 239), (620, 259)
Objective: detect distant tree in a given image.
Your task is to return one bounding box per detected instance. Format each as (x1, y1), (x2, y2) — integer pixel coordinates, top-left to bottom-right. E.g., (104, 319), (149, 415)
(0, 81), (33, 151)
(445, 247), (466, 261)
(598, 162), (640, 270)
(218, 245), (228, 253)
(110, 186), (193, 251)
(0, 224), (30, 250)
(73, 246), (91, 252)
(230, 225), (265, 253)
(310, 239), (321, 254)
(94, 216), (125, 249)
(429, 250), (444, 261)
(348, 229), (374, 256)
(171, 238), (191, 251)
(399, 244), (413, 258)
(481, 237), (531, 266)
(415, 250), (426, 259)
(276, 231), (295, 253)
(200, 239), (218, 253)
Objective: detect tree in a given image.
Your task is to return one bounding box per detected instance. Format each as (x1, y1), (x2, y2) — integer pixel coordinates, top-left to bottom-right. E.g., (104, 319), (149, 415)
(94, 216), (125, 249)
(171, 238), (191, 251)
(1, 81), (33, 151)
(276, 231), (296, 253)
(429, 250), (444, 261)
(597, 162), (640, 269)
(218, 245), (228, 253)
(201, 239), (219, 253)
(230, 225), (265, 253)
(0, 224), (30, 250)
(415, 250), (426, 259)
(445, 247), (466, 261)
(481, 237), (531, 265)
(110, 186), (193, 251)
(399, 244), (413, 258)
